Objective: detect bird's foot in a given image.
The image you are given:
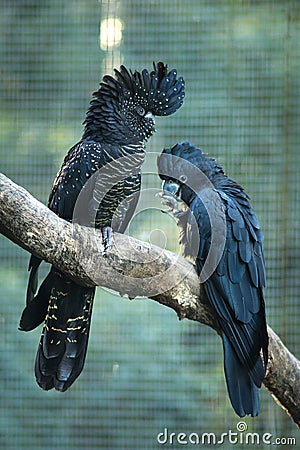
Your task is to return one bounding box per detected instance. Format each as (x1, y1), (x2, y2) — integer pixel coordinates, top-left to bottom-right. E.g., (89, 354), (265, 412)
(101, 226), (113, 255)
(157, 192), (183, 217)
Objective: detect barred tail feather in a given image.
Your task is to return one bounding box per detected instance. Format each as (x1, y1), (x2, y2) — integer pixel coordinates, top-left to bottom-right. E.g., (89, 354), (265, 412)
(21, 267), (95, 391)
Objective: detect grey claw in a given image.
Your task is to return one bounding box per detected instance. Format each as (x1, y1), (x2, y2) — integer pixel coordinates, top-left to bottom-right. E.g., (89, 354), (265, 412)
(160, 193), (181, 214)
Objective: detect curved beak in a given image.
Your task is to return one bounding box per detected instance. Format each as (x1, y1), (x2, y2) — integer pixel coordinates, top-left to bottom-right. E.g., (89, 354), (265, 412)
(145, 111), (155, 124)
(162, 180), (180, 197)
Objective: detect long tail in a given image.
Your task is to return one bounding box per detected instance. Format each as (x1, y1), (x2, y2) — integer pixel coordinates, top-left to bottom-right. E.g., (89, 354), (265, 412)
(222, 334), (262, 417)
(19, 265), (95, 391)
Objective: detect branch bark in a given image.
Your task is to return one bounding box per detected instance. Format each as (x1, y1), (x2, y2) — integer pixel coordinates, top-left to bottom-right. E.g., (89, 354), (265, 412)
(0, 172), (299, 427)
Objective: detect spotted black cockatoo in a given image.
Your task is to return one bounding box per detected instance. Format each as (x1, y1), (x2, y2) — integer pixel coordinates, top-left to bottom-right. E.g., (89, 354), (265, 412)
(19, 63), (185, 391)
(157, 142), (268, 417)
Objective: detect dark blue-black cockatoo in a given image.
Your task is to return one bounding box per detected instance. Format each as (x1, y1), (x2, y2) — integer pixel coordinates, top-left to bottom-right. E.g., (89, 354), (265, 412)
(157, 142), (268, 417)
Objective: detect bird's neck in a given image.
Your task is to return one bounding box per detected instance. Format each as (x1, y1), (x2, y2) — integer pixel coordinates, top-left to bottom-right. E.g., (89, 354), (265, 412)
(82, 94), (147, 145)
(214, 174), (243, 192)
(83, 114), (122, 144)
(213, 174), (250, 207)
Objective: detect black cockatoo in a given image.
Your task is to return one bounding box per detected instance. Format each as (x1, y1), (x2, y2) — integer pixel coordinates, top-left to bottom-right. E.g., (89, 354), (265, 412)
(157, 142), (268, 417)
(19, 62), (185, 391)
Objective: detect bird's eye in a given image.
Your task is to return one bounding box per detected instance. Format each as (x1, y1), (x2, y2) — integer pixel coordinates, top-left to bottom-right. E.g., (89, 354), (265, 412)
(135, 106), (146, 116)
(179, 174), (187, 183)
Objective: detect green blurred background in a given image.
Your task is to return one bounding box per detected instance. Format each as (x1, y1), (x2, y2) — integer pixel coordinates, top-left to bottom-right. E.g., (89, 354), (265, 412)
(0, 0), (299, 448)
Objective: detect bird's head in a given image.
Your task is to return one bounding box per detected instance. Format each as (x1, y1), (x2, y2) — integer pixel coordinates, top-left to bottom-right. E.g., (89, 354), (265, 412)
(157, 142), (224, 205)
(83, 62), (185, 144)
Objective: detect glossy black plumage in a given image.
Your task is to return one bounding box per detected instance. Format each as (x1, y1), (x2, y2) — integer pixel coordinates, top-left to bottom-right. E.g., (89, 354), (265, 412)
(19, 62), (185, 391)
(157, 142), (268, 417)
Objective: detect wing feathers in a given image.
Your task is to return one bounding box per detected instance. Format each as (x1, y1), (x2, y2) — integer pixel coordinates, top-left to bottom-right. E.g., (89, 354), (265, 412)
(189, 188), (268, 415)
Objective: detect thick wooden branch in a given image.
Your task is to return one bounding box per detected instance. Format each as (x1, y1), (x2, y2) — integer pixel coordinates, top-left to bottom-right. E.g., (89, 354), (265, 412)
(0, 172), (299, 427)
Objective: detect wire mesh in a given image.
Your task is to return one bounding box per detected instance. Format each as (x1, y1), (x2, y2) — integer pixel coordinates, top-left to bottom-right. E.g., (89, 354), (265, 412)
(0, 0), (299, 448)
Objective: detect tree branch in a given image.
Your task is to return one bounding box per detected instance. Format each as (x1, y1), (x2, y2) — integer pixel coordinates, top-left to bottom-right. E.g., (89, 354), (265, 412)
(0, 172), (299, 427)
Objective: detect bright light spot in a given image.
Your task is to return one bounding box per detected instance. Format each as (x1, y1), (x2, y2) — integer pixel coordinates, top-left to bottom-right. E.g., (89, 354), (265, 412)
(100, 18), (123, 50)
(112, 362), (119, 374)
